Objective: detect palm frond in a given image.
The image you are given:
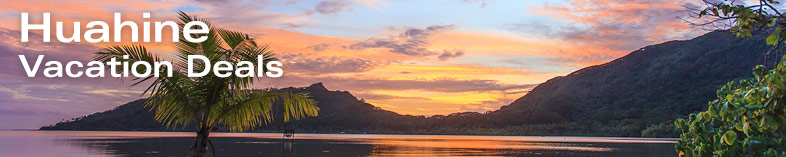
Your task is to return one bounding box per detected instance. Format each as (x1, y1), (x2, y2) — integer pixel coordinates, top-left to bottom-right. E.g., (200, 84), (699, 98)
(95, 11), (320, 135)
(95, 45), (169, 86)
(279, 91), (319, 122)
(216, 29), (254, 50)
(213, 90), (319, 132)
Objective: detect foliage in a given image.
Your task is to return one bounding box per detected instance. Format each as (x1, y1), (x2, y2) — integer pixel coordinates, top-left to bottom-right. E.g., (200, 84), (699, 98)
(674, 1), (786, 156)
(675, 61), (786, 156)
(93, 11), (318, 156)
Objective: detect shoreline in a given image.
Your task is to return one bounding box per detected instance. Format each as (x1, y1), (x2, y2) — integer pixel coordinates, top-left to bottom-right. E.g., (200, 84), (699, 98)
(0, 130), (679, 144)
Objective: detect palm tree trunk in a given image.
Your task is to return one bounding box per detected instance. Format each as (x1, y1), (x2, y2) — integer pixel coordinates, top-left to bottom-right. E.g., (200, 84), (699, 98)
(192, 128), (211, 157)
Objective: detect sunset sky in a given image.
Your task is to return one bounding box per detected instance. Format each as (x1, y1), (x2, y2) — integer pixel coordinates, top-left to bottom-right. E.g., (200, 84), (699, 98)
(0, 0), (712, 129)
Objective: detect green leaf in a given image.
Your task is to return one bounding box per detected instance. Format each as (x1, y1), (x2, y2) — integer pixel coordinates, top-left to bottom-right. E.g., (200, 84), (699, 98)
(735, 123), (743, 131)
(760, 116), (768, 130)
(767, 27), (782, 45)
(767, 34), (778, 45)
(743, 122), (750, 135)
(722, 131), (737, 145)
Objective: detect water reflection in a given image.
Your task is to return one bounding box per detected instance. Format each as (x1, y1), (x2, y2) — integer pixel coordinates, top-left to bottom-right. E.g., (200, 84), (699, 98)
(0, 131), (677, 156)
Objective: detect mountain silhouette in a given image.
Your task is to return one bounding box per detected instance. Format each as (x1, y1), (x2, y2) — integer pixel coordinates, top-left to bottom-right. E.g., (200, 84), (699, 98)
(41, 30), (776, 137)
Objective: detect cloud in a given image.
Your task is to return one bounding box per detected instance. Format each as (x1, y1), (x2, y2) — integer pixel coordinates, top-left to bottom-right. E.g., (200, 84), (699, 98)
(349, 24), (456, 56)
(280, 23), (310, 30)
(352, 92), (431, 101)
(307, 44), (330, 51)
(348, 24), (470, 61)
(457, 0), (488, 8)
(438, 49), (465, 61)
(310, 0), (355, 15)
(185, 0), (316, 32)
(282, 55), (389, 75)
(508, 0), (707, 64)
(460, 97), (516, 113)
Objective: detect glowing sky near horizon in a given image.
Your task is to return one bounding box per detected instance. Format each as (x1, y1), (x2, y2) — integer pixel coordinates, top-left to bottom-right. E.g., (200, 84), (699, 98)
(0, 0), (710, 129)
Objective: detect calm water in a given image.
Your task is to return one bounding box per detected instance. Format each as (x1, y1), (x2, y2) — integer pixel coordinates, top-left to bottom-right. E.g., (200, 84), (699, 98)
(0, 131), (677, 156)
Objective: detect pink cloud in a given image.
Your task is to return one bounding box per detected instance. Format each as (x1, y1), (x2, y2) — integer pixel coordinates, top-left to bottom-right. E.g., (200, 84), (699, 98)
(516, 0), (707, 65)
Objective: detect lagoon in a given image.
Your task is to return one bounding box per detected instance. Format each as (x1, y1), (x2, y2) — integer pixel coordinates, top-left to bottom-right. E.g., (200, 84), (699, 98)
(0, 131), (677, 156)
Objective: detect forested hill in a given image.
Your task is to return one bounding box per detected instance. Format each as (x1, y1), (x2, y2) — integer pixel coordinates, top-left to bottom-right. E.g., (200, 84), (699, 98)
(40, 83), (420, 132)
(41, 30), (776, 137)
(488, 30), (776, 136)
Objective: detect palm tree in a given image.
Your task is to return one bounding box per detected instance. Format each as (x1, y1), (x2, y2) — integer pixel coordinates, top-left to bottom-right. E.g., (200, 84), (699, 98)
(94, 12), (319, 157)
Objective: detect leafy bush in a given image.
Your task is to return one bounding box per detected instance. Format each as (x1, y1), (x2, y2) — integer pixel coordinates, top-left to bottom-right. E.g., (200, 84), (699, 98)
(675, 62), (786, 156)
